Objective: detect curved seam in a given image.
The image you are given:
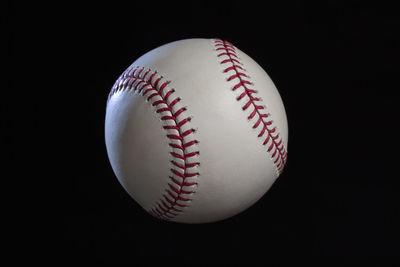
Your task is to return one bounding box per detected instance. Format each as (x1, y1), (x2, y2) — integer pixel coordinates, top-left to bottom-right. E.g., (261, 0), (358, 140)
(108, 66), (200, 220)
(213, 39), (287, 174)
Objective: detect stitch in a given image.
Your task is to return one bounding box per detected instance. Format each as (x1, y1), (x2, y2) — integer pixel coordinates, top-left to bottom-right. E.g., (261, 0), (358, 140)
(163, 194), (187, 207)
(227, 73), (248, 81)
(177, 117), (191, 128)
(182, 129), (195, 137)
(268, 141), (275, 152)
(151, 99), (166, 106)
(218, 52), (239, 58)
(171, 160), (185, 169)
(169, 97), (181, 107)
(183, 140), (198, 147)
(143, 87), (156, 96)
(216, 46), (236, 52)
(258, 125), (267, 137)
(169, 143), (184, 150)
(136, 67), (144, 77)
(109, 66), (199, 221)
(214, 39), (287, 174)
(248, 109), (257, 120)
(164, 126), (180, 131)
(154, 77), (162, 89)
(159, 81), (170, 95)
(177, 195), (191, 201)
(171, 169), (186, 178)
(242, 99), (253, 110)
(160, 201), (171, 211)
(165, 88), (176, 97)
(148, 72), (157, 84)
(224, 65), (244, 72)
(170, 152), (185, 160)
(173, 107), (187, 118)
(147, 92), (160, 101)
(253, 117), (263, 128)
(263, 134), (271, 145)
(157, 107), (172, 113)
(170, 176), (183, 184)
(220, 58), (242, 65)
(185, 151), (199, 158)
(143, 68), (151, 79)
(166, 189), (189, 201)
(167, 134), (182, 140)
(166, 190), (178, 200)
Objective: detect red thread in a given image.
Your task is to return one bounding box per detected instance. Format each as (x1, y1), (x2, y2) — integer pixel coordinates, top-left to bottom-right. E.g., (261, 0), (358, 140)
(224, 65), (244, 72)
(171, 152), (185, 160)
(177, 118), (191, 128)
(109, 66), (200, 221)
(214, 39), (287, 173)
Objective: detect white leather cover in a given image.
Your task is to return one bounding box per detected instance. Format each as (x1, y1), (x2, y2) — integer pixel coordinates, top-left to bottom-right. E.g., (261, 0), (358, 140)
(105, 38), (288, 223)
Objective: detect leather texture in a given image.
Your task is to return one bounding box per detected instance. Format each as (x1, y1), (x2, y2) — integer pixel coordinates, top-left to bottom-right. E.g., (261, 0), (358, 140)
(105, 38), (288, 223)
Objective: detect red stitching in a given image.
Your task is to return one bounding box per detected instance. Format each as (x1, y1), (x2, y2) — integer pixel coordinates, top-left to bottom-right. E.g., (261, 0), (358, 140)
(109, 66), (200, 221)
(214, 39), (287, 174)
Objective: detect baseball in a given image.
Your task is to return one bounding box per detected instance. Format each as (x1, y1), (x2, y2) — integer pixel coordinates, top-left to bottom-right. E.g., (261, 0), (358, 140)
(105, 38), (288, 223)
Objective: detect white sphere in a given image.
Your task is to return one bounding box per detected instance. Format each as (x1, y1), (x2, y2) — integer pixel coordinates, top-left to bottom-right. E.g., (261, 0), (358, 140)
(105, 38), (288, 223)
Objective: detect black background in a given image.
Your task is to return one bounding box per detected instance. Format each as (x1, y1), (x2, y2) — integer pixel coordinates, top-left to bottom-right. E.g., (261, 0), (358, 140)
(5, 1), (399, 265)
